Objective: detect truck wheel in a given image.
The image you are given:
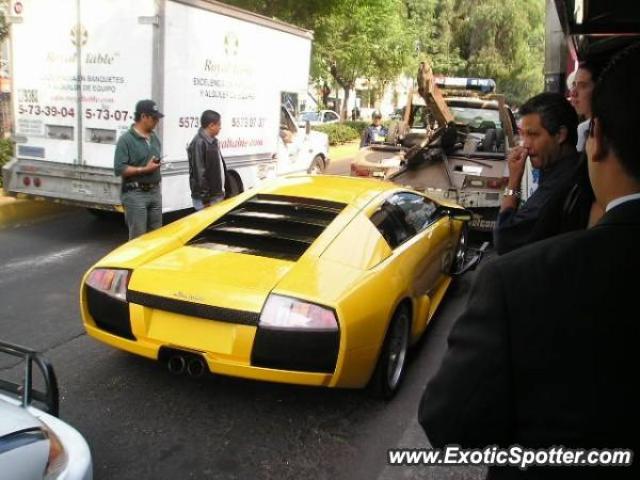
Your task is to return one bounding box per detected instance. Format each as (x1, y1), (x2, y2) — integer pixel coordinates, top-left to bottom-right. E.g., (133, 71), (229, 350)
(307, 155), (325, 174)
(224, 172), (243, 198)
(87, 208), (119, 220)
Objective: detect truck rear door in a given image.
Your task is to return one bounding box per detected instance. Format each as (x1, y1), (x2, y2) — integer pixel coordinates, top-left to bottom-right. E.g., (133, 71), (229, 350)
(12, 0), (156, 169)
(79, 0), (156, 169)
(11, 0), (79, 165)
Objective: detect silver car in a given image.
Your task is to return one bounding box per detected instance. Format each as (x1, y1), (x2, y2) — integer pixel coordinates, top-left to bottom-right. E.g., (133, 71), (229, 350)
(0, 341), (92, 480)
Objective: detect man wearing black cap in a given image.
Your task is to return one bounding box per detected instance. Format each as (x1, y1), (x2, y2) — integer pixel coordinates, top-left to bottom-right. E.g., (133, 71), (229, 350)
(114, 99), (164, 239)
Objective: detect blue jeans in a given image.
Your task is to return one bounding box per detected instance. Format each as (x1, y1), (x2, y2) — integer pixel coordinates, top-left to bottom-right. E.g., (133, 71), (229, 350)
(121, 188), (162, 240)
(193, 194), (225, 211)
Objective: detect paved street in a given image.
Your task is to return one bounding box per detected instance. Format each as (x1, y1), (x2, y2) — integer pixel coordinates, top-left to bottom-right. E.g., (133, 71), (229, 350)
(0, 206), (487, 480)
(325, 153), (353, 176)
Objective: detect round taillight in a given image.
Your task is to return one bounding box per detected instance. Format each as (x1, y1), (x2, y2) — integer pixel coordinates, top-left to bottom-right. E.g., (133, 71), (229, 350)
(23, 176), (31, 186)
(34, 177), (42, 187)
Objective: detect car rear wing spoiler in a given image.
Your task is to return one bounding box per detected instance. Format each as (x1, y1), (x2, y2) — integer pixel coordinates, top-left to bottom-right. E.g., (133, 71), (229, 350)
(0, 340), (59, 417)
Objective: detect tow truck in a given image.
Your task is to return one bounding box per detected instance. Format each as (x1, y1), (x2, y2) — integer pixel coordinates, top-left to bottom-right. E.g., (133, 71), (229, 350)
(351, 61), (518, 231)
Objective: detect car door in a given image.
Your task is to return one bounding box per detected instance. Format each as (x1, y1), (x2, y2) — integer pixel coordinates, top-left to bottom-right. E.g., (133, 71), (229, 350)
(370, 192), (451, 298)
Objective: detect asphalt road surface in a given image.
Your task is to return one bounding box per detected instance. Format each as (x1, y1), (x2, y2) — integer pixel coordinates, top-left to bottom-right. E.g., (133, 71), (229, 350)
(0, 206), (488, 480)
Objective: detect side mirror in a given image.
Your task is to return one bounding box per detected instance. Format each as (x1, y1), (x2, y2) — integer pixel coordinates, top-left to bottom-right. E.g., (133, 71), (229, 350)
(305, 120), (311, 135)
(438, 206), (472, 222)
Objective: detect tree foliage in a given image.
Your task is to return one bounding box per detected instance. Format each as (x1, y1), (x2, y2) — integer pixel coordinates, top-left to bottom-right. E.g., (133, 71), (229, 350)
(222, 0), (544, 106)
(0, 1), (9, 43)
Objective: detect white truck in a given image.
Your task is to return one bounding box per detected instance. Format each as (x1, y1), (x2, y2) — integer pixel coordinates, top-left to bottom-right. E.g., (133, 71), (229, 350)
(2, 0), (329, 213)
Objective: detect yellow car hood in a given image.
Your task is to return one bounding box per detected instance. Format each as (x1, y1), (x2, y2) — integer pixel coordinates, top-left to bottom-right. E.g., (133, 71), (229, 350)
(127, 245), (294, 314)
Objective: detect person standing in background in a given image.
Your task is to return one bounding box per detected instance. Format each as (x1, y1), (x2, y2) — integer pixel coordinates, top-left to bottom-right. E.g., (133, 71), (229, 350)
(113, 99), (163, 240)
(187, 110), (227, 210)
(570, 59), (603, 152)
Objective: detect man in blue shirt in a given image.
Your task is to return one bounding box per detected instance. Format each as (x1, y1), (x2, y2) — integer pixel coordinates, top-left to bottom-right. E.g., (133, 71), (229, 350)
(360, 111), (388, 147)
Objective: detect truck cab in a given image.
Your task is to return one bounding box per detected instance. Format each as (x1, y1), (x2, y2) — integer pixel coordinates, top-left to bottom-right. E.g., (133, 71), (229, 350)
(276, 106), (329, 175)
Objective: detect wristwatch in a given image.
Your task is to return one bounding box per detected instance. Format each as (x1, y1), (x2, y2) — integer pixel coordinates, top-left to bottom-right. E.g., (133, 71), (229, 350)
(503, 187), (521, 199)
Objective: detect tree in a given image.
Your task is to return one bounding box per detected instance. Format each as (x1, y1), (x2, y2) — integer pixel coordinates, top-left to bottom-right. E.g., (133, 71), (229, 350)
(313, 0), (414, 118)
(222, 0), (544, 108)
(224, 0), (414, 119)
(452, 0), (544, 104)
(0, 1), (8, 43)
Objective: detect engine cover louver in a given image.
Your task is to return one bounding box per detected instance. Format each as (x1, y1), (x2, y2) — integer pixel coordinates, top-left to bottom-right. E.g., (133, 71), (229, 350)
(188, 194), (346, 261)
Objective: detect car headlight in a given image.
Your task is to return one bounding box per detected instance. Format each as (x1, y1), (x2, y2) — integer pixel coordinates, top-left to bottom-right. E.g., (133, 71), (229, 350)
(39, 420), (68, 480)
(85, 268), (130, 302)
(259, 294), (338, 331)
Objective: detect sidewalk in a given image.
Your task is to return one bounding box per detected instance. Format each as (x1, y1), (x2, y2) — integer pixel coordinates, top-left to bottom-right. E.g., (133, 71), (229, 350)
(0, 189), (73, 228)
(329, 140), (360, 161)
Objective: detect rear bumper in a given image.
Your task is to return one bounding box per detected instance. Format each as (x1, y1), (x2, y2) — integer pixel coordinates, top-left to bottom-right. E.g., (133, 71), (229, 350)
(84, 324), (335, 387)
(3, 158), (122, 211)
(81, 284), (343, 387)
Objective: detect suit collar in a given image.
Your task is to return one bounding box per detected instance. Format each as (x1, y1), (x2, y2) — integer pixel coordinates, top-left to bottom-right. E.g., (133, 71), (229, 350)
(596, 198), (640, 227)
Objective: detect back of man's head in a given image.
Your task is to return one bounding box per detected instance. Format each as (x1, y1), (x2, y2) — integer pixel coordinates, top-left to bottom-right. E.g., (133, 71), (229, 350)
(520, 92), (578, 146)
(578, 57), (605, 84)
(201, 110), (221, 128)
(591, 42), (640, 182)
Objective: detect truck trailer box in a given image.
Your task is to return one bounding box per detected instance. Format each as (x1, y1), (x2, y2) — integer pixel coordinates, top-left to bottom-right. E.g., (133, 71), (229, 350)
(3, 0), (322, 212)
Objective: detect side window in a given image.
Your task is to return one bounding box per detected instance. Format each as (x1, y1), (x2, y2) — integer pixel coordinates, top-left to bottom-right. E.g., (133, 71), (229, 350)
(328, 112), (339, 121)
(280, 107), (297, 134)
(390, 193), (438, 234)
(370, 193), (438, 248)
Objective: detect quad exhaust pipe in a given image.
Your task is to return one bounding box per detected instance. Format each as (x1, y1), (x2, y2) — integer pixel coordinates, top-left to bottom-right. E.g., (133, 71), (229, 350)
(166, 353), (206, 378)
(167, 354), (186, 375)
(187, 357), (206, 378)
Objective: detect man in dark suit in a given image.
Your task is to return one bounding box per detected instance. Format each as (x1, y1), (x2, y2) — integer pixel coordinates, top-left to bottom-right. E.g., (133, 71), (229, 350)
(418, 42), (640, 479)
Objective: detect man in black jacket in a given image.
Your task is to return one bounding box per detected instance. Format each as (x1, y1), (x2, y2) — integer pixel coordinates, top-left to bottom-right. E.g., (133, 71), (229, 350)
(188, 110), (227, 210)
(494, 93), (580, 254)
(419, 42), (640, 479)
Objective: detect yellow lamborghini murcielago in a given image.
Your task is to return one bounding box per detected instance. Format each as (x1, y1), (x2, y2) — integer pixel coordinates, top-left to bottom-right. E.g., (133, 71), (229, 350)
(80, 175), (473, 397)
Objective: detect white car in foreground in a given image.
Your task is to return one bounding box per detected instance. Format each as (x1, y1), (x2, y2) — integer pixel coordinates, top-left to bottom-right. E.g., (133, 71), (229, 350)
(0, 341), (92, 480)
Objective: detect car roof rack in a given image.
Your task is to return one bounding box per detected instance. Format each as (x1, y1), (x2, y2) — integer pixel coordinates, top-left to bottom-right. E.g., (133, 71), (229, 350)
(0, 340), (59, 416)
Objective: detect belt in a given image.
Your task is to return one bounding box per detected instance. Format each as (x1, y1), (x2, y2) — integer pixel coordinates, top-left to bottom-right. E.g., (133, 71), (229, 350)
(123, 181), (160, 192)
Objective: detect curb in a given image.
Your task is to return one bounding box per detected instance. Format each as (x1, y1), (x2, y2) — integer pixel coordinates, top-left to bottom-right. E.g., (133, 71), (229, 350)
(0, 191), (74, 228)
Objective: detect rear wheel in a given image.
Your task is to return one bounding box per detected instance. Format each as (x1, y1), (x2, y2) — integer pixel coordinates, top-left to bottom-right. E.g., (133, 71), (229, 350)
(87, 207), (109, 218)
(370, 305), (411, 399)
(307, 155), (325, 174)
